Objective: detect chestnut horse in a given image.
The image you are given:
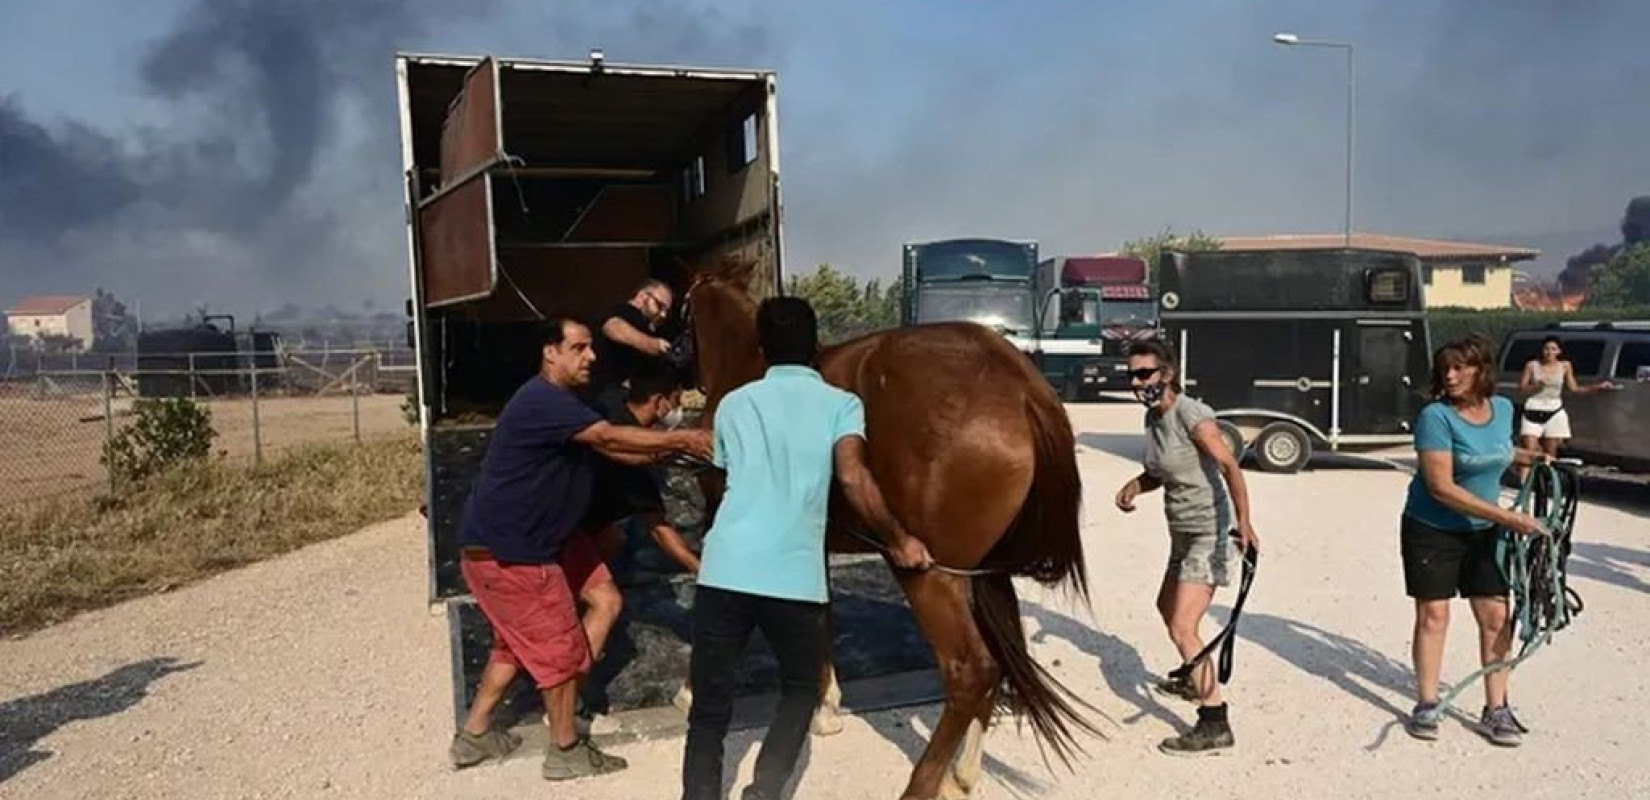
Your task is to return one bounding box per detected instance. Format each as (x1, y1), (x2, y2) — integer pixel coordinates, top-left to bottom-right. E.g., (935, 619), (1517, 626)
(679, 259), (1099, 800)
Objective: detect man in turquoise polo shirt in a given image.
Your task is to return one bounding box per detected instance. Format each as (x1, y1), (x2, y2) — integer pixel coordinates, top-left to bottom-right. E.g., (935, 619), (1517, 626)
(681, 296), (932, 800)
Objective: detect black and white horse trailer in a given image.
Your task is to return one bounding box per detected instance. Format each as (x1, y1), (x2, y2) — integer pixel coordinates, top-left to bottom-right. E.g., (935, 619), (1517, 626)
(1156, 248), (1433, 473)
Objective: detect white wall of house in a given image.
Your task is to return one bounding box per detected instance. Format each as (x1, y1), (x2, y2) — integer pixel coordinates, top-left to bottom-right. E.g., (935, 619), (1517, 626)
(5, 301), (94, 347)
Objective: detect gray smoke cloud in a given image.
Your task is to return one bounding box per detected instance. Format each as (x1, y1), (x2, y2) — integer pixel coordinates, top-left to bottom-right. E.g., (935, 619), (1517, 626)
(0, 0), (770, 320)
(1, 0), (1643, 317)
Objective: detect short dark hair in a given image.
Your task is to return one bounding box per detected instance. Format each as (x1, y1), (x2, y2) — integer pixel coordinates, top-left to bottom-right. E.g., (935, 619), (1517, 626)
(540, 316), (589, 347)
(626, 366), (682, 404)
(1428, 335), (1496, 401)
(757, 296), (818, 366)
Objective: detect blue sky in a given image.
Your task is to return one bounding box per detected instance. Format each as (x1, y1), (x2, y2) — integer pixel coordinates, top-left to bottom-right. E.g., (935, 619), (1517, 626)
(2, 0), (1647, 317)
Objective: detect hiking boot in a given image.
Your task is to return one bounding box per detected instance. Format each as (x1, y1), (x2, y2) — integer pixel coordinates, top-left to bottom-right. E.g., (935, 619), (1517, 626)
(1153, 671), (1199, 703)
(1158, 706), (1234, 756)
(448, 728), (522, 769)
(543, 737), (628, 780)
(1405, 702), (1441, 741)
(1478, 705), (1523, 747)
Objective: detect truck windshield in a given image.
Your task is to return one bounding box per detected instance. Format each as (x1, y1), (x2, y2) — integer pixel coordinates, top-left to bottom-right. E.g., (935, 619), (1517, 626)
(1101, 300), (1156, 327)
(912, 241), (1033, 281)
(916, 287), (1035, 334)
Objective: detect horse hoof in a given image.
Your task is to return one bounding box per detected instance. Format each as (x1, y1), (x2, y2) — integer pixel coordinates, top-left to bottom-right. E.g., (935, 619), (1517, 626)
(939, 771), (974, 800)
(810, 705), (845, 737)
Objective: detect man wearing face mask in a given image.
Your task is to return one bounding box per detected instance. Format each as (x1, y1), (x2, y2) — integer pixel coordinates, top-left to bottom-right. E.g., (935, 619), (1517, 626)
(1113, 339), (1259, 756)
(589, 278), (677, 406)
(585, 366), (702, 576)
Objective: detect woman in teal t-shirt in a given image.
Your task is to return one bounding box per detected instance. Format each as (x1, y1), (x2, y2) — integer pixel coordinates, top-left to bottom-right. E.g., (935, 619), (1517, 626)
(1400, 335), (1548, 747)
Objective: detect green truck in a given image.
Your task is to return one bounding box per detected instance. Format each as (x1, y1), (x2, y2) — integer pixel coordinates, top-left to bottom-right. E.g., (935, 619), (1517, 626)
(1034, 255), (1158, 398)
(901, 239), (1145, 399)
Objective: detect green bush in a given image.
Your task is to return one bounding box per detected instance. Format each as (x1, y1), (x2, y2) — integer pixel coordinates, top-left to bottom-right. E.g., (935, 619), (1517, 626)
(400, 390), (421, 427)
(1426, 306), (1650, 355)
(101, 398), (218, 486)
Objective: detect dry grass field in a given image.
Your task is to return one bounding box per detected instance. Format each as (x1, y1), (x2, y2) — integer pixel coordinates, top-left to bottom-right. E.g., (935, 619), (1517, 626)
(0, 388), (410, 506)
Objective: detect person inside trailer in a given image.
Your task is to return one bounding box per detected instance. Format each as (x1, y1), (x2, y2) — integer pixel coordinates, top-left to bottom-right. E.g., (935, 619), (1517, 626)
(588, 278), (677, 406)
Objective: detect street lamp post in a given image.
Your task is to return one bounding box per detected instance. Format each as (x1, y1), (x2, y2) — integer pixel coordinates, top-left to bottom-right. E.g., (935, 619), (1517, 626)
(1274, 32), (1355, 248)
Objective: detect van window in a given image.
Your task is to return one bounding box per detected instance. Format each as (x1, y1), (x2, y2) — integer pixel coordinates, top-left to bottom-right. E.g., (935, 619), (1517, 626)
(1501, 336), (1607, 376)
(1500, 338), (1543, 372)
(1614, 341), (1650, 380)
(1563, 339), (1607, 376)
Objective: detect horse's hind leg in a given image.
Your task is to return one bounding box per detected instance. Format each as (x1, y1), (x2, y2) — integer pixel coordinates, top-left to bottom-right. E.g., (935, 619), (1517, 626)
(942, 706), (992, 800)
(811, 660), (844, 736)
(897, 570), (999, 800)
(811, 605), (845, 736)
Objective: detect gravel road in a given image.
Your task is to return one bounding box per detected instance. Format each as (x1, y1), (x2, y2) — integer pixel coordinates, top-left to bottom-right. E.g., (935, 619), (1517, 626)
(3, 402), (1646, 800)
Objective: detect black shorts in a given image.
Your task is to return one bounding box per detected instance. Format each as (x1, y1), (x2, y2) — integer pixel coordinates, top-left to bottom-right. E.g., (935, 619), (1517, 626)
(1400, 515), (1510, 600)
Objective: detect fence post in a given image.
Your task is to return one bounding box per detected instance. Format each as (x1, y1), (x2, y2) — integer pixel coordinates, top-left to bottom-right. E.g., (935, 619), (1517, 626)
(351, 372), (362, 443)
(250, 348), (263, 469)
(103, 364), (115, 495)
(188, 353), (197, 399)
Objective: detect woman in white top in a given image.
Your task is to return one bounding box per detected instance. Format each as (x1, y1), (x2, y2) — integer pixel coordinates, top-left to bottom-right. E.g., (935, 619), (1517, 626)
(1517, 336), (1617, 477)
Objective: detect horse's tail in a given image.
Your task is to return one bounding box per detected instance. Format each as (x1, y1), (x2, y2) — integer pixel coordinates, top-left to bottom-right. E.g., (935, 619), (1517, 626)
(969, 385), (1099, 768)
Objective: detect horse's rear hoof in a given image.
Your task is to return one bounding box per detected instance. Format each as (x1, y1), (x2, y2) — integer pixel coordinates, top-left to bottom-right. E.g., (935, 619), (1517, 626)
(810, 705), (845, 737)
(939, 771), (975, 800)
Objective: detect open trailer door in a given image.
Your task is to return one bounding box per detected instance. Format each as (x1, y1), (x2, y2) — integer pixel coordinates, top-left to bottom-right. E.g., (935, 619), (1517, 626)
(417, 58), (504, 307)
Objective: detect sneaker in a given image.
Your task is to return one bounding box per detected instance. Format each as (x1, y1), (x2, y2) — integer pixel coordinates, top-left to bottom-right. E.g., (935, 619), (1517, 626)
(1153, 671), (1200, 704)
(1478, 705), (1523, 747)
(586, 713), (622, 737)
(552, 712), (623, 738)
(1158, 710), (1234, 756)
(1404, 702), (1441, 741)
(448, 728), (522, 769)
(543, 737), (628, 780)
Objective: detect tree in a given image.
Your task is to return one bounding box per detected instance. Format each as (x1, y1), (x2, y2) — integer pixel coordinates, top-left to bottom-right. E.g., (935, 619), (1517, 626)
(91, 287), (139, 352)
(1589, 243), (1650, 308)
(1120, 227), (1223, 284)
(785, 264), (903, 344)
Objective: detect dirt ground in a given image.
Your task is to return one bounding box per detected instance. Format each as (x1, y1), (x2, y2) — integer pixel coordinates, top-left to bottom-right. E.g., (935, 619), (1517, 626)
(1, 402), (1647, 799)
(0, 391), (409, 506)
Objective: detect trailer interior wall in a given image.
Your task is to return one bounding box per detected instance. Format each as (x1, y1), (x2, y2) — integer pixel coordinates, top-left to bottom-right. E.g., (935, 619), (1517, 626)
(405, 56), (779, 418)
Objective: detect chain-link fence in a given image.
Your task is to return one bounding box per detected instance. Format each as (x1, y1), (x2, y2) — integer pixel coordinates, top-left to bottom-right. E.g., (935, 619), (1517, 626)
(0, 348), (419, 507)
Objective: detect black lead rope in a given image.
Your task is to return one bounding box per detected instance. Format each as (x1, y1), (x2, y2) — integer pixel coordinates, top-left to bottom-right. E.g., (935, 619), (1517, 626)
(1167, 544), (1259, 687)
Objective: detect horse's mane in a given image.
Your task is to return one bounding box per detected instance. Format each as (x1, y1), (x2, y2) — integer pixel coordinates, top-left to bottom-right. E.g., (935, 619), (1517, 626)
(683, 252), (763, 295)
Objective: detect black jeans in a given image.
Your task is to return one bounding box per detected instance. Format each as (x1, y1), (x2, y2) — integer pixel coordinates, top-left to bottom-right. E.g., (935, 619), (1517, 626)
(682, 585), (828, 800)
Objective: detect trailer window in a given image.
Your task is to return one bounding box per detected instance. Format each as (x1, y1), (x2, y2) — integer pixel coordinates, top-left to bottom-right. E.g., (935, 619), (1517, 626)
(683, 156), (707, 202)
(1614, 341), (1650, 380)
(729, 113), (759, 170)
(1462, 263), (1487, 285)
(1365, 267), (1411, 304)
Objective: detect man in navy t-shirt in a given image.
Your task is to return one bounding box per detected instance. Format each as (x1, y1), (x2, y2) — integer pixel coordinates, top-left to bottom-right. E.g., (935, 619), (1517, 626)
(449, 316), (711, 782)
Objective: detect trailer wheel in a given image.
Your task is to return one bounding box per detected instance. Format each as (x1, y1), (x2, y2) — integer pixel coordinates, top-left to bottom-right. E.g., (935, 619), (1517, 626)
(1254, 421), (1311, 474)
(1216, 420), (1246, 462)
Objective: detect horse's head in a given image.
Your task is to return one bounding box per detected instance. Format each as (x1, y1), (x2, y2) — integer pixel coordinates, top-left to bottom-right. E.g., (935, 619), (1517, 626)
(674, 253), (767, 413)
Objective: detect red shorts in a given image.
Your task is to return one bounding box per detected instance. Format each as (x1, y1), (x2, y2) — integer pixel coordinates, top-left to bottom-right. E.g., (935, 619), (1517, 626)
(461, 534), (613, 689)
